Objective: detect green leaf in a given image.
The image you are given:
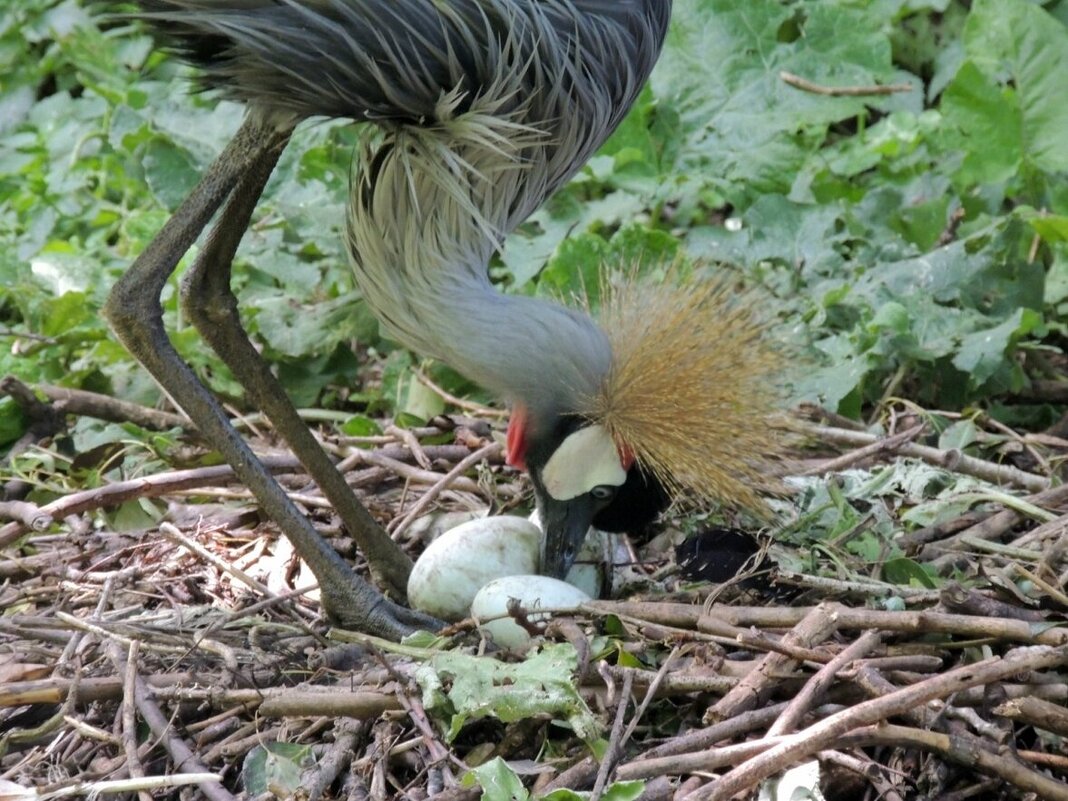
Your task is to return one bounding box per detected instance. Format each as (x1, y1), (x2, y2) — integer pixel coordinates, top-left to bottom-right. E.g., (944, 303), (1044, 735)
(415, 644), (599, 744)
(340, 414), (383, 437)
(142, 137), (199, 211)
(952, 308), (1044, 388)
(882, 557), (938, 589)
(963, 0), (1068, 175)
(938, 60), (1022, 185)
(0, 397), (27, 447)
(241, 742), (312, 797)
(462, 758), (530, 801)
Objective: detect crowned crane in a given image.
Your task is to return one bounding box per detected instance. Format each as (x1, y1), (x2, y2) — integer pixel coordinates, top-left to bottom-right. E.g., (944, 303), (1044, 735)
(106, 0), (781, 639)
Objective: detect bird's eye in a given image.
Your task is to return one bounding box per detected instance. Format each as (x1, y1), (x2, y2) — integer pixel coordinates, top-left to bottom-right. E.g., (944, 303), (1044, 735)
(590, 484), (616, 501)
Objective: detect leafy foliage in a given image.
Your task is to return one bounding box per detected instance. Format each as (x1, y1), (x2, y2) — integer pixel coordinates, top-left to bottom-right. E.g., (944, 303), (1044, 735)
(415, 644), (599, 743)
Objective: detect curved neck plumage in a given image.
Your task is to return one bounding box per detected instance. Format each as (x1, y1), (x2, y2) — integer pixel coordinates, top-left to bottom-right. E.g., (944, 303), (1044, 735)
(347, 128), (612, 419)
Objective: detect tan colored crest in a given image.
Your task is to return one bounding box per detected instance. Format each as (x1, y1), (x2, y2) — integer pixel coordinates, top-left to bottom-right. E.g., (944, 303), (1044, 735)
(578, 272), (788, 513)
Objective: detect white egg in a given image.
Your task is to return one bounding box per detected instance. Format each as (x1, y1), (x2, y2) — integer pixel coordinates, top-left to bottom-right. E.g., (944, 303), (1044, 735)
(407, 516), (541, 621)
(471, 575), (591, 649)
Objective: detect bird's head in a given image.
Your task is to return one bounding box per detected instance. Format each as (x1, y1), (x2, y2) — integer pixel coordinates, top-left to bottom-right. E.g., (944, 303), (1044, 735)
(503, 274), (786, 579)
(506, 405), (670, 576)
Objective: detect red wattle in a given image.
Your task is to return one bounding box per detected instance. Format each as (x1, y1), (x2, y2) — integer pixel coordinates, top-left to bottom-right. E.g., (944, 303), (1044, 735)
(506, 405), (529, 470)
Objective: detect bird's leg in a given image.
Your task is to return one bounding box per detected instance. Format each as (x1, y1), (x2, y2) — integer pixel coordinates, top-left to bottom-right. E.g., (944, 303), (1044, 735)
(105, 115), (437, 638)
(179, 125), (414, 602)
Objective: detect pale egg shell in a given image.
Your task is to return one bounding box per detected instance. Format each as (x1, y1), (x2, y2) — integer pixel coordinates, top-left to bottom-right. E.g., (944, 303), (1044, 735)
(471, 575), (591, 649)
(407, 516), (541, 621)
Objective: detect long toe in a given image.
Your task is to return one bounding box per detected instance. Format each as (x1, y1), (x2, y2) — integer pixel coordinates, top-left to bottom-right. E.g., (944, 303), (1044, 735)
(321, 581), (443, 639)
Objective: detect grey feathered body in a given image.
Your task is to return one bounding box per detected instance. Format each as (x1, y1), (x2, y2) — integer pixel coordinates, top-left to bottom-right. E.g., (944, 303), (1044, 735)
(139, 0), (672, 423)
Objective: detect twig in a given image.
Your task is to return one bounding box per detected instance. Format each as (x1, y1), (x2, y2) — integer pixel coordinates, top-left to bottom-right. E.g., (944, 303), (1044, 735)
(414, 369), (506, 418)
(119, 640), (152, 801)
(110, 643), (236, 801)
(799, 424), (924, 476)
(994, 695), (1068, 737)
(800, 422), (1050, 492)
(157, 522), (315, 626)
(767, 630), (882, 736)
(588, 601), (1068, 647)
(388, 442), (502, 538)
(838, 724), (1068, 801)
(34, 383), (189, 431)
(706, 603), (840, 722)
(591, 668), (635, 801)
(780, 70), (913, 96)
(0, 455), (305, 548)
(34, 774), (223, 799)
(386, 424), (433, 469)
(682, 644), (1068, 801)
(301, 719), (367, 801)
(338, 447), (481, 493)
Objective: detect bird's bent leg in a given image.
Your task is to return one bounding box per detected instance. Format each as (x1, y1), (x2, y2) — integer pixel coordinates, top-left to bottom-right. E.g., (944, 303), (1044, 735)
(179, 133), (414, 602)
(105, 117), (436, 638)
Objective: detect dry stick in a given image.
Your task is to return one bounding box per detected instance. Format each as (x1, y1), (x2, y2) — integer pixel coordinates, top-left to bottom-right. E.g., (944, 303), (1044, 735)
(611, 705), (790, 785)
(386, 424), (433, 469)
(820, 751), (906, 801)
(779, 70), (914, 96)
(850, 665), (931, 727)
(917, 484), (1068, 563)
(1020, 559), (1068, 608)
(591, 669), (635, 801)
(681, 643), (1068, 801)
(33, 383), (190, 431)
(243, 690), (401, 719)
(0, 455), (304, 548)
(1019, 750), (1068, 771)
(548, 658), (684, 793)
(414, 369), (507, 418)
(800, 423), (1050, 492)
(33, 775), (223, 799)
(388, 442), (502, 538)
(636, 703), (788, 763)
(0, 500), (48, 529)
(798, 424), (924, 476)
(118, 641), (152, 801)
(994, 695), (1068, 737)
(706, 603), (840, 723)
(773, 571), (940, 601)
(0, 673), (198, 708)
(339, 447), (481, 493)
(301, 718), (367, 801)
(766, 630), (883, 737)
(838, 724), (1068, 801)
(157, 522), (315, 627)
(110, 645), (234, 801)
(0, 442), (487, 548)
(589, 601), (1068, 647)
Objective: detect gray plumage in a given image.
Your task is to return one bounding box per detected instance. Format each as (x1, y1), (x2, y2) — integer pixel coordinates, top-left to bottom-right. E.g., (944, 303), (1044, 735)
(137, 0), (671, 427)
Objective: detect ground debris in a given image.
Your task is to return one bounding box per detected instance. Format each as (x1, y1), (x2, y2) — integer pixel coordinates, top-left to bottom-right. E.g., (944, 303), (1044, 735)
(2, 407), (1068, 800)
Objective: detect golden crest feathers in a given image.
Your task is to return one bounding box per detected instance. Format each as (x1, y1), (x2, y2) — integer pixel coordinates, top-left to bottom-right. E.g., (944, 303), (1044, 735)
(580, 271), (787, 512)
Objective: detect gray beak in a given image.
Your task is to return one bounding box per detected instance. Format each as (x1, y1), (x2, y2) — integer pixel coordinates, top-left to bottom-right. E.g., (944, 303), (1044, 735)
(537, 490), (596, 578)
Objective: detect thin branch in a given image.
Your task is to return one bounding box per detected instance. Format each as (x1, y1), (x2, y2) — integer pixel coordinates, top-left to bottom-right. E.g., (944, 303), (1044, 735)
(780, 71), (914, 96)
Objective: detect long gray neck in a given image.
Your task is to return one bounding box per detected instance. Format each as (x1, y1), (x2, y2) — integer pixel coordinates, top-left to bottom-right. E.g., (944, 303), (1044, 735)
(419, 268), (612, 421)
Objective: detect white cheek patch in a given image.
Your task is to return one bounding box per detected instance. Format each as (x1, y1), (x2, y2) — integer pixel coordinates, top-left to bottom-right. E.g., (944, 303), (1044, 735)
(542, 424), (627, 501)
